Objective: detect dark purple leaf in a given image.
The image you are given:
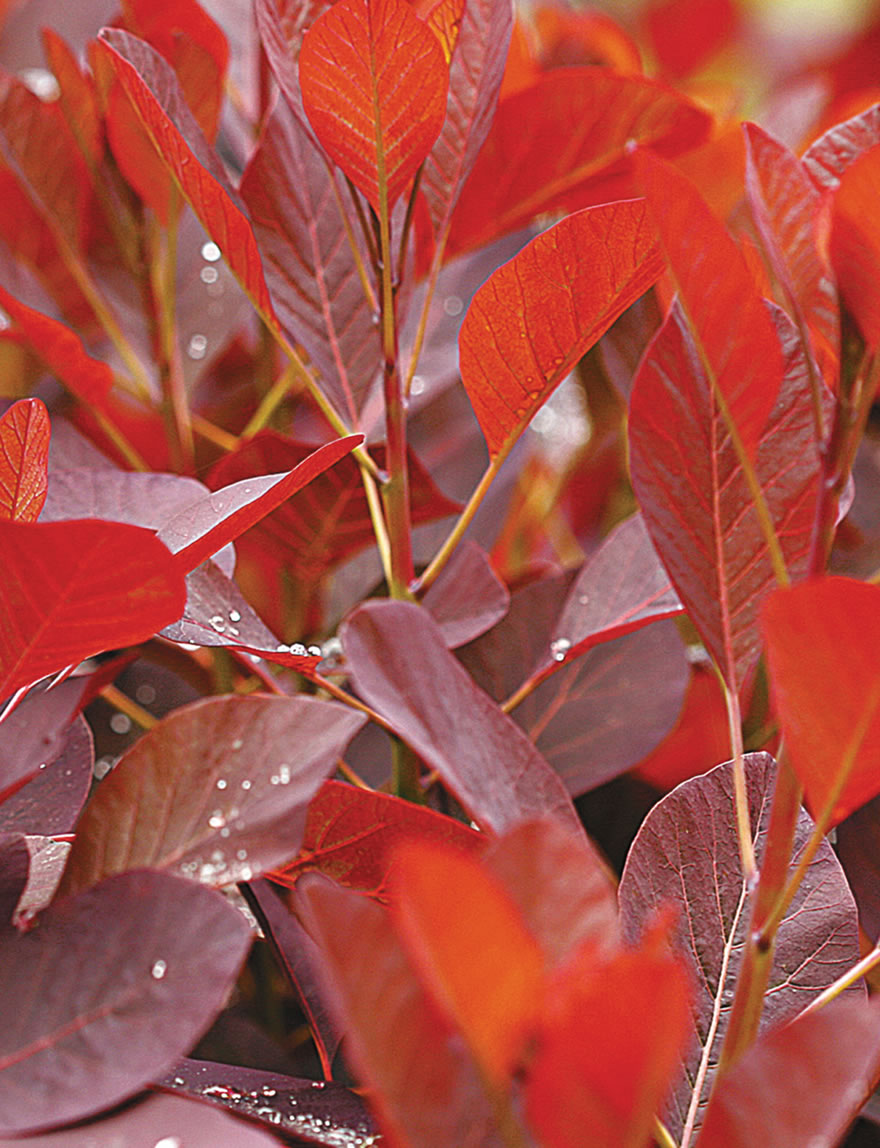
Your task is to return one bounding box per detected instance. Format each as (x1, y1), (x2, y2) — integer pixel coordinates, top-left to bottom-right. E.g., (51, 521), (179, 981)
(241, 99), (380, 426)
(0, 1090), (284, 1147)
(342, 600), (581, 835)
(0, 678), (89, 803)
(158, 435), (363, 574)
(0, 869), (252, 1135)
(159, 559), (280, 649)
(58, 695), (366, 897)
(513, 619), (690, 797)
(0, 835), (28, 927)
(0, 715), (92, 835)
(159, 1057), (380, 1146)
(699, 997), (880, 1148)
(835, 794), (880, 939)
(618, 752), (862, 1142)
(422, 540), (509, 648)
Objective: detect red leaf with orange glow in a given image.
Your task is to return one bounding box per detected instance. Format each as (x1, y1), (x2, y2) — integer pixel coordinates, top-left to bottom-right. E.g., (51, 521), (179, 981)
(0, 398), (49, 523)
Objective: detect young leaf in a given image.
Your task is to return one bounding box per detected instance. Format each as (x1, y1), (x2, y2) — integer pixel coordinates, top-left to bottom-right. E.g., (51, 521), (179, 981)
(803, 102), (880, 191)
(830, 142), (880, 349)
(762, 576), (880, 824)
(459, 199), (664, 461)
(299, 0), (449, 214)
(744, 121), (839, 390)
(273, 778), (484, 901)
(0, 870), (251, 1136)
(0, 398), (49, 522)
(241, 100), (381, 425)
(618, 752), (862, 1142)
(629, 302), (823, 696)
(391, 838), (545, 1083)
(0, 519), (187, 702)
(58, 695), (366, 897)
(447, 68), (711, 257)
(299, 875), (498, 1147)
(635, 149), (786, 461)
(698, 997), (880, 1148)
(342, 600), (582, 834)
(158, 434), (363, 573)
(525, 921), (692, 1148)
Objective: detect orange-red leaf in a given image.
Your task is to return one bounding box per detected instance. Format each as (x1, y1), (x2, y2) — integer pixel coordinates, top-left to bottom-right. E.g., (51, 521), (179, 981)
(459, 199), (663, 460)
(636, 148), (786, 460)
(830, 142), (880, 350)
(391, 838), (545, 1083)
(762, 577), (880, 825)
(273, 779), (484, 901)
(299, 0), (449, 214)
(0, 399), (49, 523)
(525, 921), (691, 1148)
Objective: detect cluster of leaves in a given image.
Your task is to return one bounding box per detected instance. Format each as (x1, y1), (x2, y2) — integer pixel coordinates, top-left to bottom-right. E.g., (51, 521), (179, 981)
(6, 0), (880, 1144)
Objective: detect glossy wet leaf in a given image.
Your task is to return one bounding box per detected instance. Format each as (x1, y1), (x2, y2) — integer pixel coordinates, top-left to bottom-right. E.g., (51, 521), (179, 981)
(0, 870), (252, 1136)
(273, 778), (484, 901)
(0, 398), (48, 523)
(0, 714), (92, 836)
(459, 200), (664, 461)
(629, 301), (823, 695)
(618, 752), (862, 1141)
(635, 149), (786, 461)
(299, 0), (449, 213)
(58, 694), (366, 897)
(762, 576), (880, 824)
(0, 678), (89, 800)
(343, 599), (581, 834)
(0, 519), (187, 702)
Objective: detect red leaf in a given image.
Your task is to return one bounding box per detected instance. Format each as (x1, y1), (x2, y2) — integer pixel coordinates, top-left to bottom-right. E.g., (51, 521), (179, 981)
(830, 142), (880, 350)
(629, 302), (823, 695)
(0, 398), (49, 523)
(619, 752), (862, 1142)
(635, 149), (786, 461)
(803, 102), (880, 192)
(391, 838), (545, 1083)
(698, 997), (880, 1148)
(58, 695), (365, 897)
(762, 576), (880, 824)
(459, 199), (664, 461)
(342, 600), (581, 834)
(299, 0), (449, 214)
(241, 101), (380, 425)
(0, 519), (187, 702)
(0, 285), (114, 407)
(272, 778), (484, 900)
(525, 921), (692, 1148)
(42, 30), (102, 165)
(447, 68), (711, 258)
(0, 870), (251, 1136)
(744, 122), (839, 389)
(95, 29), (277, 321)
(643, 0), (738, 79)
(159, 433), (363, 573)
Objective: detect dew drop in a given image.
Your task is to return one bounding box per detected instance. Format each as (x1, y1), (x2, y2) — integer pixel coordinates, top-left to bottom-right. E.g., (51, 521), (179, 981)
(443, 294), (463, 316)
(229, 609), (242, 622)
(239, 865), (253, 880)
(216, 778), (228, 790)
(136, 683), (157, 704)
(187, 333), (208, 360)
(153, 1138), (181, 1148)
(578, 594), (590, 607)
(550, 637), (571, 662)
(261, 1085), (277, 1096)
(411, 375), (425, 395)
(241, 779), (252, 791)
(201, 241), (222, 262)
(276, 643), (290, 653)
(151, 959), (168, 980)
(209, 615), (226, 633)
(208, 811), (226, 829)
(173, 1077), (185, 1086)
(200, 264), (219, 284)
(110, 713), (131, 735)
(236, 848), (248, 861)
(289, 642), (307, 656)
(231, 738), (243, 750)
(220, 826), (230, 838)
(307, 644), (322, 658)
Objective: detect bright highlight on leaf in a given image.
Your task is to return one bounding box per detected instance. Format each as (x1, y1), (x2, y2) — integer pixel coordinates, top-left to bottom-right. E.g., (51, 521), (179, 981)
(830, 142), (880, 351)
(299, 0), (449, 215)
(0, 398), (49, 523)
(762, 577), (880, 825)
(459, 199), (664, 461)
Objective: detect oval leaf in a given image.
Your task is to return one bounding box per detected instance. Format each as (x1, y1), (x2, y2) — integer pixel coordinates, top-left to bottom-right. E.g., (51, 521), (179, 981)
(300, 0), (449, 213)
(0, 398), (49, 523)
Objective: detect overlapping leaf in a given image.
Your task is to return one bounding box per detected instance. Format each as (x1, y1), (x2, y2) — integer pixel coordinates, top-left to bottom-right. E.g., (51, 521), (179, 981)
(636, 149), (786, 461)
(830, 142), (880, 349)
(618, 752), (862, 1141)
(744, 122), (839, 390)
(343, 599), (581, 834)
(0, 870), (252, 1136)
(447, 67), (711, 257)
(299, 0), (449, 214)
(629, 302), (823, 695)
(0, 715), (92, 836)
(58, 695), (365, 897)
(421, 539), (509, 647)
(0, 519), (187, 702)
(241, 100), (380, 424)
(762, 576), (880, 824)
(803, 102), (880, 191)
(459, 199), (664, 461)
(0, 398), (49, 522)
